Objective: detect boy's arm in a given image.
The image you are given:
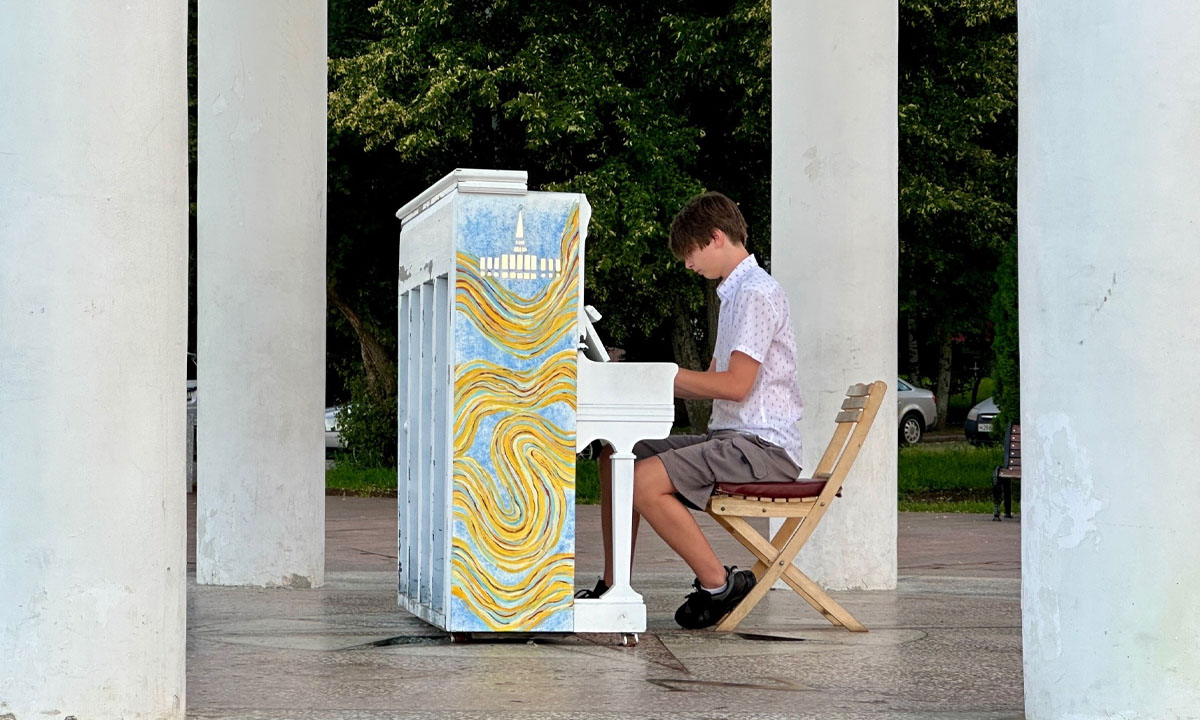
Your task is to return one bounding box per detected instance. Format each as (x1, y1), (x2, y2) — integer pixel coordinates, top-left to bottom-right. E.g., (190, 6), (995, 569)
(673, 351), (760, 402)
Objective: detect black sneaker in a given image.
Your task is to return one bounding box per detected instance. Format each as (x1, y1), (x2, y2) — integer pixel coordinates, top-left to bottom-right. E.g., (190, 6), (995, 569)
(574, 577), (609, 599)
(674, 566), (756, 629)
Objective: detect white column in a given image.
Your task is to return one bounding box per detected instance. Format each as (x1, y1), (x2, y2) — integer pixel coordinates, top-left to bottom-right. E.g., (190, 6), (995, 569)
(0, 4), (187, 717)
(197, 1), (327, 587)
(1020, 3), (1200, 717)
(770, 2), (898, 589)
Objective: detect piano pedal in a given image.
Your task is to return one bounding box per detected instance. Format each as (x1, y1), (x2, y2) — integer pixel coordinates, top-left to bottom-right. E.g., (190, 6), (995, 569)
(621, 633), (639, 647)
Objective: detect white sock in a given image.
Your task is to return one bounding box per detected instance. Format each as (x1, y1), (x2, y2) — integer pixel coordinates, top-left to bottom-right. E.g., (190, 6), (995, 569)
(702, 581), (728, 595)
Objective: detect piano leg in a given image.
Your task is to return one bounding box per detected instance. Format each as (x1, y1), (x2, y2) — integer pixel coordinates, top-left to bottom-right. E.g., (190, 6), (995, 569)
(572, 448), (647, 633)
(607, 451), (640, 602)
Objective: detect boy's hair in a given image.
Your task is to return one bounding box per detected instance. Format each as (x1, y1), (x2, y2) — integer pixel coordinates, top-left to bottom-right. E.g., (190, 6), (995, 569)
(668, 191), (748, 259)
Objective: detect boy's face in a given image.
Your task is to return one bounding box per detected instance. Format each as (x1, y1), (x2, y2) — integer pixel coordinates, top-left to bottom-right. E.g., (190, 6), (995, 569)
(682, 231), (724, 280)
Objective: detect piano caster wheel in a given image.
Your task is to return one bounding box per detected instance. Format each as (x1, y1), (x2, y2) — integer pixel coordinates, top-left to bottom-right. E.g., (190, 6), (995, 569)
(621, 633), (639, 647)
(450, 632), (473, 644)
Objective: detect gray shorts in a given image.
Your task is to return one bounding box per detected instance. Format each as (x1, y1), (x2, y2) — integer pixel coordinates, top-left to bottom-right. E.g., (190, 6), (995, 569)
(633, 430), (802, 510)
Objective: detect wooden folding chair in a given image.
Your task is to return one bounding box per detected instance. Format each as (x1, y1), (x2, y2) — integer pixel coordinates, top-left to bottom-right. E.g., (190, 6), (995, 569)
(704, 380), (887, 632)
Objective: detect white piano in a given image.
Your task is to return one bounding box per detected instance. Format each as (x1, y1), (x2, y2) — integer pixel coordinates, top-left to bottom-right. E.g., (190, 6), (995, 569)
(395, 168), (676, 636)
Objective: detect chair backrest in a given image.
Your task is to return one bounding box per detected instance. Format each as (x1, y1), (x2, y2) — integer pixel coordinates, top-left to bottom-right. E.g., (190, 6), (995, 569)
(1004, 423), (1021, 469)
(810, 381), (888, 502)
(997, 423), (1021, 478)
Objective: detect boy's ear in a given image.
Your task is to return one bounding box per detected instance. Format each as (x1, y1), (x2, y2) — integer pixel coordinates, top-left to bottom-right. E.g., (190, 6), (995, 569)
(710, 228), (725, 247)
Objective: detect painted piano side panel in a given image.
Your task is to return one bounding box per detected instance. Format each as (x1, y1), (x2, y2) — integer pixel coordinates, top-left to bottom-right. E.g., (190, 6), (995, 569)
(448, 192), (581, 632)
(397, 191), (456, 628)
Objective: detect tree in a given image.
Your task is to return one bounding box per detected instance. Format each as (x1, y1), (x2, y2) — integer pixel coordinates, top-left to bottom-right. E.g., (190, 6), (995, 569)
(899, 0), (1016, 424)
(326, 0), (772, 435)
(990, 234), (1019, 430)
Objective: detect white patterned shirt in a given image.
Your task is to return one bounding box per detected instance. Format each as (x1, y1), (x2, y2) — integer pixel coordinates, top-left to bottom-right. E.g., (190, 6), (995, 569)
(708, 254), (805, 465)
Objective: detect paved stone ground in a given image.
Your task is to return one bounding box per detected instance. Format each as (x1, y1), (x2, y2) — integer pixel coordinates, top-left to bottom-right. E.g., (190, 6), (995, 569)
(186, 496), (1024, 719)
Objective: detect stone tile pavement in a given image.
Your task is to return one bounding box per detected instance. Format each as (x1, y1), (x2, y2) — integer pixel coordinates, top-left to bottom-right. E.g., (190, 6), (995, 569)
(186, 496), (1024, 719)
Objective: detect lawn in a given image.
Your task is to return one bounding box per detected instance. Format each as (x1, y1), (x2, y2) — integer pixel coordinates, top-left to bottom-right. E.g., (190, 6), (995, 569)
(324, 455), (602, 501)
(898, 440), (1014, 513)
(327, 440), (1014, 513)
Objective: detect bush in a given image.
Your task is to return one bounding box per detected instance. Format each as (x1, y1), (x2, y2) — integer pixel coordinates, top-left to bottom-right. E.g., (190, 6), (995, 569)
(991, 234), (1020, 429)
(336, 372), (397, 468)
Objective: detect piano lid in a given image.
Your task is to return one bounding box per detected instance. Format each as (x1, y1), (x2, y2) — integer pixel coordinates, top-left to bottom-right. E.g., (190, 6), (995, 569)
(396, 168), (528, 224)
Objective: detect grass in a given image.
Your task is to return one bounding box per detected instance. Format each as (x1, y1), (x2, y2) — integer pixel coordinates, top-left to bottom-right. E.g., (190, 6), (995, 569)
(898, 440), (1018, 513)
(325, 456), (398, 496)
(327, 441), (1018, 514)
(324, 455), (603, 502)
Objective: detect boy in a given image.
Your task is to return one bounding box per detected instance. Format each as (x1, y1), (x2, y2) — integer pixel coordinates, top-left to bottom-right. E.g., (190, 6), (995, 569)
(580, 191), (806, 629)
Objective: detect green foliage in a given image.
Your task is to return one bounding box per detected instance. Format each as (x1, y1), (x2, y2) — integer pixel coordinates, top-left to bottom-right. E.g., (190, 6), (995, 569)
(327, 0), (771, 360)
(899, 0), (1016, 378)
(990, 234), (1019, 428)
(326, 461), (398, 495)
(898, 442), (1002, 496)
(335, 373), (398, 468)
(575, 458), (600, 505)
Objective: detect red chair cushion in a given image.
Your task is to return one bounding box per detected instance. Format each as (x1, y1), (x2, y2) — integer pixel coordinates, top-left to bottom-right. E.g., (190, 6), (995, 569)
(714, 479), (830, 499)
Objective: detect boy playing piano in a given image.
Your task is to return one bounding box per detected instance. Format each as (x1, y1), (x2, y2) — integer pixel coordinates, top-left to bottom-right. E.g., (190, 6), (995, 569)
(580, 190), (806, 629)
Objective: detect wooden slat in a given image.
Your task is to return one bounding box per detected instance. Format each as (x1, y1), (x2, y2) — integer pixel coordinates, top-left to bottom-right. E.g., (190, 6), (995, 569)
(835, 409), (862, 423)
(841, 396), (868, 410)
(846, 383), (871, 397)
(709, 496), (817, 517)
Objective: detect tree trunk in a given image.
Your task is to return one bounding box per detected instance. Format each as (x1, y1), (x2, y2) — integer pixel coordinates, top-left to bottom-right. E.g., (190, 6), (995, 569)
(328, 284), (396, 399)
(906, 313), (921, 384)
(705, 279), (720, 361)
(671, 307), (711, 433)
(935, 334), (953, 429)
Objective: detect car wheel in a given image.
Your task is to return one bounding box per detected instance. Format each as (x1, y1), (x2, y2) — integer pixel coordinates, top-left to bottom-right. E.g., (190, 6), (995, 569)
(900, 412), (924, 445)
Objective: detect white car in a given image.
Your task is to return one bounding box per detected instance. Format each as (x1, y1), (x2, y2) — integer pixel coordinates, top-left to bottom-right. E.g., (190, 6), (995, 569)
(325, 406), (344, 450)
(897, 379), (938, 445)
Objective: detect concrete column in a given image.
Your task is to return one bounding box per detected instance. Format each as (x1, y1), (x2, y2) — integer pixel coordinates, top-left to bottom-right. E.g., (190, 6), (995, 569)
(0, 4), (187, 717)
(1020, 3), (1200, 717)
(771, 1), (898, 589)
(197, 1), (327, 587)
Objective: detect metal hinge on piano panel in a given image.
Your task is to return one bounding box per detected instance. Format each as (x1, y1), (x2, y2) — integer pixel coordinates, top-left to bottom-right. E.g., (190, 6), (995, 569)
(395, 168), (676, 637)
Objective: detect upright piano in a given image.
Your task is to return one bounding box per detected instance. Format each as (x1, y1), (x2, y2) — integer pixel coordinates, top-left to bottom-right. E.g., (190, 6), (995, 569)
(395, 169), (677, 635)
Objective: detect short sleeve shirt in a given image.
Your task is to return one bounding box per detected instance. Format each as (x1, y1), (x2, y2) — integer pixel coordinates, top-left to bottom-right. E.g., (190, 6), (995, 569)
(708, 255), (805, 465)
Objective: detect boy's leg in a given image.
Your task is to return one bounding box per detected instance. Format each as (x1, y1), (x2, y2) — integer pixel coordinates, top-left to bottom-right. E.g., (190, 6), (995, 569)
(598, 444), (641, 587)
(632, 456), (726, 589)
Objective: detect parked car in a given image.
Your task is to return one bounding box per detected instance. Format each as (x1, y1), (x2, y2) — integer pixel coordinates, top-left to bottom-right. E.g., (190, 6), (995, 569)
(325, 405), (344, 450)
(897, 379), (938, 445)
(964, 396), (999, 445)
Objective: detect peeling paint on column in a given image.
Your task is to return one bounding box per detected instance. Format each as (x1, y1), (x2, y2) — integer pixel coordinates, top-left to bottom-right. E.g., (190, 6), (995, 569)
(1031, 413), (1103, 550)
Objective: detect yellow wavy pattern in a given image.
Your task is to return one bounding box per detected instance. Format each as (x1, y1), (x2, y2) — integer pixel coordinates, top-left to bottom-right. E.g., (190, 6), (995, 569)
(450, 203), (580, 631)
(454, 207), (581, 360)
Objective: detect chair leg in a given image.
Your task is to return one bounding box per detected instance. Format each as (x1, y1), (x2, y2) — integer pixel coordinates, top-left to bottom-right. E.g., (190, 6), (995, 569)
(780, 566), (867, 632)
(992, 470), (1002, 521)
(710, 514), (866, 632)
(711, 515), (826, 613)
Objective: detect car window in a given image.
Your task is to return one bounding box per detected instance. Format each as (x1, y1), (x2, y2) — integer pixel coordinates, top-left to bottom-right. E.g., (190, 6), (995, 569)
(897, 380), (910, 392)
